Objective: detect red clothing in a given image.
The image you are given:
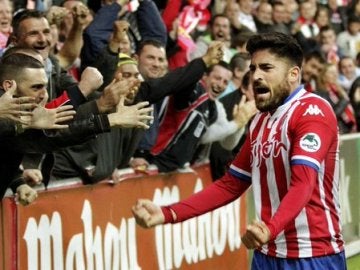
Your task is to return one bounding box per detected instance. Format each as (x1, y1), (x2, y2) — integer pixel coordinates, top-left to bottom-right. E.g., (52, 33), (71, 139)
(163, 87), (344, 258)
(162, 0), (182, 32)
(45, 91), (70, 109)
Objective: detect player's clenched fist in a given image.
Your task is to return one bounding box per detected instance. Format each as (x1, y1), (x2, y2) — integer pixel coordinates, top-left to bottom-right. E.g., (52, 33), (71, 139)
(132, 199), (165, 228)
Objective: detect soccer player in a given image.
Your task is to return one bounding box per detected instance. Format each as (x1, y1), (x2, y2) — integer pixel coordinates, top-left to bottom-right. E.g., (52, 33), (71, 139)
(131, 32), (346, 270)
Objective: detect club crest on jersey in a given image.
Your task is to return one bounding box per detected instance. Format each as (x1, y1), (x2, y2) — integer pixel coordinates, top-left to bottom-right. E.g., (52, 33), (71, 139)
(300, 133), (321, 152)
(303, 104), (324, 116)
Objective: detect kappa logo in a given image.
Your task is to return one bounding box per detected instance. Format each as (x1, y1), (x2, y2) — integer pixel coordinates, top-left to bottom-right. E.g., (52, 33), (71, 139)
(303, 104), (324, 116)
(299, 133), (321, 152)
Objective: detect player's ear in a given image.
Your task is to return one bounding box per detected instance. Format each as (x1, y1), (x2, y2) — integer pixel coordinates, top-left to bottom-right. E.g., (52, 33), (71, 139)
(288, 66), (300, 83)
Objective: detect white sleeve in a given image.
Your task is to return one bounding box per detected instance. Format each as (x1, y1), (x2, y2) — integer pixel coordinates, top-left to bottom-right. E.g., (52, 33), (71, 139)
(200, 100), (239, 144)
(220, 126), (245, 150)
(188, 38), (208, 61)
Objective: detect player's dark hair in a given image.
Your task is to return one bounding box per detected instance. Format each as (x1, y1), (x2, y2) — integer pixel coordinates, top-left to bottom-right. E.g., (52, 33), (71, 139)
(246, 32), (303, 68)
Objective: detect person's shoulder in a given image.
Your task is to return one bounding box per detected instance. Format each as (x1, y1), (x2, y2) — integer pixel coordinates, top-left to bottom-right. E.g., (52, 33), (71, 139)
(220, 89), (241, 103)
(196, 34), (212, 44)
(299, 91), (333, 107)
(336, 31), (347, 39)
(295, 92), (336, 120)
(287, 92), (338, 134)
(49, 54), (60, 65)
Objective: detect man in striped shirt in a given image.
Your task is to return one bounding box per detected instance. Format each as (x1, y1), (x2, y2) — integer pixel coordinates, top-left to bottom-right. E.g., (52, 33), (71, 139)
(132, 32), (346, 270)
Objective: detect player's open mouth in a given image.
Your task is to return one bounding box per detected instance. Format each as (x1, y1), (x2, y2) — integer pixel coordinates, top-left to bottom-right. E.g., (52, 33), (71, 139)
(254, 86), (270, 94)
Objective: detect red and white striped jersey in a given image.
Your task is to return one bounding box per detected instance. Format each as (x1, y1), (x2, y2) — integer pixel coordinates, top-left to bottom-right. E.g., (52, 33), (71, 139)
(229, 87), (344, 258)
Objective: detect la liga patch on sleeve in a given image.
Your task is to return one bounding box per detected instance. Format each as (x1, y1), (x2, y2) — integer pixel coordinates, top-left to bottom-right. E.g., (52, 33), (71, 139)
(299, 133), (321, 152)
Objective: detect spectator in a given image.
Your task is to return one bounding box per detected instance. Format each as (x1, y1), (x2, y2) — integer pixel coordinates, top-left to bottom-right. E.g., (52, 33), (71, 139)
(319, 25), (343, 64)
(271, 1), (291, 35)
(89, 38), (168, 165)
(349, 76), (360, 131)
(283, 0), (298, 26)
(338, 56), (360, 92)
(189, 15), (235, 63)
(149, 61), (253, 172)
(130, 40), (168, 162)
(302, 50), (326, 92)
(135, 40), (167, 80)
(327, 0), (347, 34)
(237, 0), (257, 33)
(297, 0), (319, 38)
(225, 1), (253, 37)
(92, 38), (167, 90)
(314, 5), (331, 29)
(254, 1), (274, 33)
(0, 54), (74, 205)
(219, 51), (250, 98)
(132, 32), (346, 270)
(212, 0), (227, 15)
(336, 14), (360, 60)
(315, 63), (357, 133)
(209, 70), (256, 179)
(0, 0), (12, 54)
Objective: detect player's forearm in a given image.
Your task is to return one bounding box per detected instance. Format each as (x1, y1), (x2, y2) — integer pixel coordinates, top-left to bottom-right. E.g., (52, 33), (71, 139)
(267, 165), (317, 240)
(162, 172), (250, 223)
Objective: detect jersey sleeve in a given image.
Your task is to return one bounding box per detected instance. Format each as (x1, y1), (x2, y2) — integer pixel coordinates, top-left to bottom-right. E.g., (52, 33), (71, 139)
(267, 164), (318, 239)
(289, 97), (338, 171)
(162, 172), (251, 223)
(268, 96), (339, 239)
(227, 133), (252, 183)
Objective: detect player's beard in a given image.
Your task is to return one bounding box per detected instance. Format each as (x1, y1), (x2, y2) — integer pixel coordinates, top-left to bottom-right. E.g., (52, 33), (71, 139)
(255, 80), (291, 112)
